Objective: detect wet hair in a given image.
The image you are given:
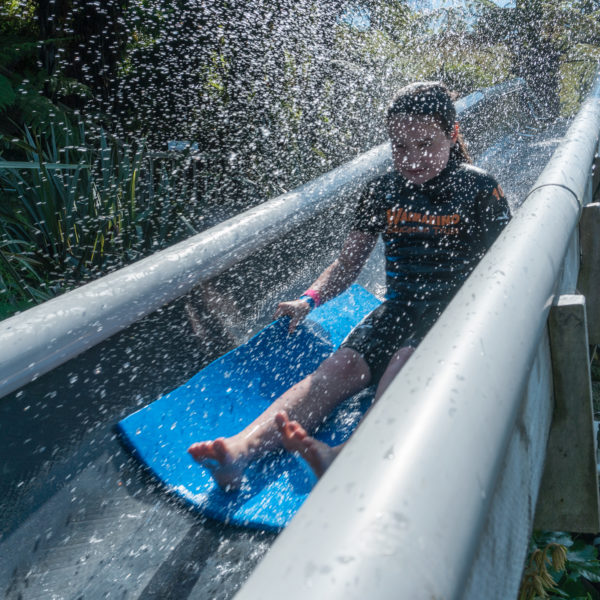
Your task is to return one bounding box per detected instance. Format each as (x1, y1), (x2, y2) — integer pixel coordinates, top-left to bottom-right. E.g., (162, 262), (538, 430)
(386, 81), (471, 164)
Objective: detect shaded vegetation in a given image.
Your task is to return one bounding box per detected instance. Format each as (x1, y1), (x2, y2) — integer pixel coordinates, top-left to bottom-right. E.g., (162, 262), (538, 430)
(520, 532), (600, 599)
(1, 0), (600, 316)
(0, 123), (196, 305)
(473, 0), (600, 118)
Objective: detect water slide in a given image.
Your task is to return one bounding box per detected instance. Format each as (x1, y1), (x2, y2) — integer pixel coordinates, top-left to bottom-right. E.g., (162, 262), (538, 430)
(0, 76), (597, 599)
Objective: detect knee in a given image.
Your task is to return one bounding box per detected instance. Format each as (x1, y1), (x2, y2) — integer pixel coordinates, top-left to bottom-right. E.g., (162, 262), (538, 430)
(375, 346), (415, 399)
(313, 347), (371, 386)
(381, 346), (415, 381)
(391, 346), (415, 366)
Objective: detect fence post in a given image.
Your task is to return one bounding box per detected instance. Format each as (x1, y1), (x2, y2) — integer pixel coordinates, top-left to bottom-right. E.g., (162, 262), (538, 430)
(578, 203), (600, 345)
(535, 295), (600, 532)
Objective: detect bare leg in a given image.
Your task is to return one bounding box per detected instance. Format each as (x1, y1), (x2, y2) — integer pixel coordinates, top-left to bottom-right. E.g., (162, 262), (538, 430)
(277, 346), (415, 479)
(373, 346), (415, 401)
(188, 347), (371, 489)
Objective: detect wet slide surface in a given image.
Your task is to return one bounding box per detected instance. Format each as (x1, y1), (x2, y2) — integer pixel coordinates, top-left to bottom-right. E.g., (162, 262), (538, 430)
(0, 120), (567, 599)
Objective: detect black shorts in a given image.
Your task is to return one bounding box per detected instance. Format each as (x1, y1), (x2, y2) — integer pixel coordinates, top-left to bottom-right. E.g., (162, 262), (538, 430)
(340, 299), (446, 382)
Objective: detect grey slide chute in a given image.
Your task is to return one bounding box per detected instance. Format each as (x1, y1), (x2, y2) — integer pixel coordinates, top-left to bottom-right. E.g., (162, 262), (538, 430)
(233, 71), (600, 600)
(3, 74), (597, 600)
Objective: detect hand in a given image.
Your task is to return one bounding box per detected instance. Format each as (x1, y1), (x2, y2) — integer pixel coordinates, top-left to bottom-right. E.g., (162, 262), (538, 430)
(274, 299), (312, 334)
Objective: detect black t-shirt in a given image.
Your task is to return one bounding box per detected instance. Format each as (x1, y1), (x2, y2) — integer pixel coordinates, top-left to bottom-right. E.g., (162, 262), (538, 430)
(352, 159), (511, 302)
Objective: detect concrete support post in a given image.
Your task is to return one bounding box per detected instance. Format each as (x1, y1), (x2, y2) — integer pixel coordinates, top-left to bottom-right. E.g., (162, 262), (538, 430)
(578, 203), (600, 345)
(535, 295), (600, 532)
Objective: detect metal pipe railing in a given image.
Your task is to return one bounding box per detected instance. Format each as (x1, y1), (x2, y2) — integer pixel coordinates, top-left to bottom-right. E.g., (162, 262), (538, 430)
(0, 145), (388, 399)
(0, 81), (526, 400)
(233, 73), (600, 599)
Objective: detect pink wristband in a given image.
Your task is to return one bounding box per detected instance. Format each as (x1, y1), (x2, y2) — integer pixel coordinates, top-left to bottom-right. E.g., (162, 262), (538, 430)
(302, 289), (321, 307)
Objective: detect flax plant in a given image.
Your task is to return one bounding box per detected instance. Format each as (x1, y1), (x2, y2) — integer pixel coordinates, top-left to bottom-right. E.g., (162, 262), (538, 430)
(0, 121), (195, 311)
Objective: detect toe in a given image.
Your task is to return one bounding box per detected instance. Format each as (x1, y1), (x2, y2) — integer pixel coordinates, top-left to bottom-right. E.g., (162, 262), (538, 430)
(187, 442), (206, 458)
(291, 426), (306, 442)
(275, 411), (289, 429)
(212, 438), (230, 462)
(285, 421), (298, 436)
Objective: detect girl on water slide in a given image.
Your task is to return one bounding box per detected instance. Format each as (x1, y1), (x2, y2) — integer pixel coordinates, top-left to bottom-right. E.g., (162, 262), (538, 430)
(188, 81), (511, 489)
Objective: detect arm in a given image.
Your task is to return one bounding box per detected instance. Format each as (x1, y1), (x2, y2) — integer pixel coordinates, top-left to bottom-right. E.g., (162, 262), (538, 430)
(274, 230), (377, 332)
(307, 229), (378, 303)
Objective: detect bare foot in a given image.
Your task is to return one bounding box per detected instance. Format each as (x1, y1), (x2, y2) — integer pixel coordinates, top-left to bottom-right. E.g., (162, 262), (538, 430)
(275, 412), (343, 478)
(187, 438), (248, 491)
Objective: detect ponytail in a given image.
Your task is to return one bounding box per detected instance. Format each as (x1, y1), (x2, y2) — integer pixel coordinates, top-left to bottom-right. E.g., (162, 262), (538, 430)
(451, 130), (471, 164)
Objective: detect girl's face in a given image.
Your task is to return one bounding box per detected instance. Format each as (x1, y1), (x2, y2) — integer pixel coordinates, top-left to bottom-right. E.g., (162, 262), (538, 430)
(388, 115), (458, 185)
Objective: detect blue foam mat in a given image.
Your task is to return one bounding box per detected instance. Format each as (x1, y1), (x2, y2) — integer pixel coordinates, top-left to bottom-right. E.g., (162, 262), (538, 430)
(117, 284), (381, 530)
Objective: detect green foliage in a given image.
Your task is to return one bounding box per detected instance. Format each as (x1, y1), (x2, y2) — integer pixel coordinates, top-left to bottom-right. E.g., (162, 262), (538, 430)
(560, 44), (600, 117)
(0, 35), (39, 65)
(520, 532), (600, 599)
(472, 0), (600, 117)
(0, 32), (91, 136)
(0, 73), (16, 110)
(0, 120), (199, 312)
(0, 0), (37, 37)
(0, 0), (595, 320)
(0, 0), (126, 135)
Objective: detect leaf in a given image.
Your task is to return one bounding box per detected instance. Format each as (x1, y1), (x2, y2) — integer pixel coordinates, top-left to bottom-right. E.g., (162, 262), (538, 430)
(569, 565), (600, 583)
(554, 575), (594, 598)
(0, 74), (16, 111)
(534, 532), (575, 549)
(554, 539), (600, 585)
(568, 540), (599, 562)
